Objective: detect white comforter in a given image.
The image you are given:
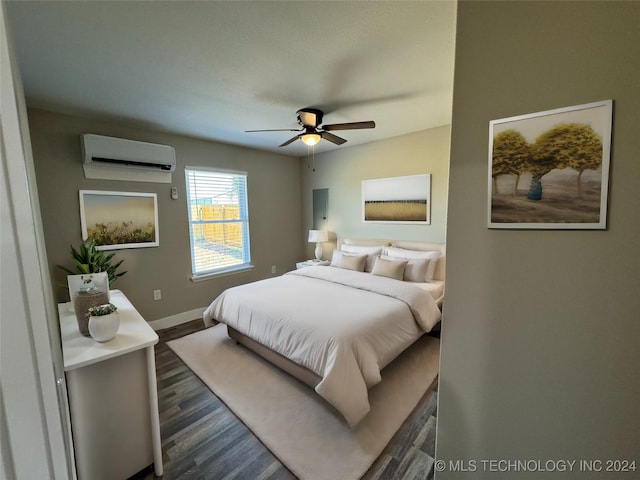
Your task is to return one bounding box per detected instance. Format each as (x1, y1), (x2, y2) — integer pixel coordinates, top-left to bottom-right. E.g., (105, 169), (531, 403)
(203, 266), (441, 426)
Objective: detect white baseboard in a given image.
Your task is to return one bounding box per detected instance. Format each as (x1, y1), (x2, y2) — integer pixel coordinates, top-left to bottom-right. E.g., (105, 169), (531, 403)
(148, 307), (206, 331)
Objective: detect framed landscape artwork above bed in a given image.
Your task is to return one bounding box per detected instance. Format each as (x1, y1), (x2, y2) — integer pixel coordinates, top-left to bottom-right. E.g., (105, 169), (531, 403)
(488, 99), (613, 229)
(362, 174), (431, 224)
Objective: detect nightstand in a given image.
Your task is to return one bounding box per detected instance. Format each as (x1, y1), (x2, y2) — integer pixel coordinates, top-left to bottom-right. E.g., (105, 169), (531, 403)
(296, 260), (330, 269)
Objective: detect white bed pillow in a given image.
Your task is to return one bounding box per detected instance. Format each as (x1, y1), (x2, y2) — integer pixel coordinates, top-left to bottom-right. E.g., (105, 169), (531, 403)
(330, 249), (343, 267)
(371, 257), (407, 280)
(380, 255), (430, 283)
(340, 244), (384, 272)
(383, 246), (441, 282)
(330, 250), (367, 272)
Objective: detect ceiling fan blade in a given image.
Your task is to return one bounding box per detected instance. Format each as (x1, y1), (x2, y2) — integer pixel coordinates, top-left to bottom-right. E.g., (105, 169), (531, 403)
(246, 128), (301, 133)
(321, 131), (347, 145)
(322, 121), (376, 131)
(279, 135), (300, 147)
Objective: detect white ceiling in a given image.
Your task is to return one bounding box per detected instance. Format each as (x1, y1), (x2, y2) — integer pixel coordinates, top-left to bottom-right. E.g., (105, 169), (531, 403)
(6, 1), (457, 157)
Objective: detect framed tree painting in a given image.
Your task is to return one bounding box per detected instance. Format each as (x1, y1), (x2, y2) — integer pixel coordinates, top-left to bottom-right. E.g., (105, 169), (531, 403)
(488, 99), (613, 229)
(80, 190), (159, 250)
(362, 174), (431, 224)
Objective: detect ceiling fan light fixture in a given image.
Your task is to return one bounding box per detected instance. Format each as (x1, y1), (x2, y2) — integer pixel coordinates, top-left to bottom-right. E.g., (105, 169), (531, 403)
(301, 133), (321, 146)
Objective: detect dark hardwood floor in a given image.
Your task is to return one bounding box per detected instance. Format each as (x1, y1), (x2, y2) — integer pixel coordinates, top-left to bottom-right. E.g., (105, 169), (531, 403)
(132, 320), (438, 480)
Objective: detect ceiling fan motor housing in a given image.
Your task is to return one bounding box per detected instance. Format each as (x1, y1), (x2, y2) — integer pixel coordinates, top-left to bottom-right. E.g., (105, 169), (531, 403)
(297, 108), (323, 128)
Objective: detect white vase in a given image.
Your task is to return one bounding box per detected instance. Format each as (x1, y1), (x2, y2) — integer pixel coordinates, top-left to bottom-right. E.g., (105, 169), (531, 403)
(88, 312), (120, 342)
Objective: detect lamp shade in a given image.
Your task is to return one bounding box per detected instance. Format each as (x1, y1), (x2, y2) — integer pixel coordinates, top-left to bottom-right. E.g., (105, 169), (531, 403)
(308, 230), (328, 243)
(301, 133), (321, 146)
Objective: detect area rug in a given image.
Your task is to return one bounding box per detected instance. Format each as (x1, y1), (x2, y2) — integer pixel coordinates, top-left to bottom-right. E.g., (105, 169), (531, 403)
(167, 324), (439, 480)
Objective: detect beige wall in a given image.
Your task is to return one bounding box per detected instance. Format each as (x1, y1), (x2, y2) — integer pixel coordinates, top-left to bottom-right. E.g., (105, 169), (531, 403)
(438, 2), (640, 477)
(29, 109), (302, 322)
(301, 126), (450, 259)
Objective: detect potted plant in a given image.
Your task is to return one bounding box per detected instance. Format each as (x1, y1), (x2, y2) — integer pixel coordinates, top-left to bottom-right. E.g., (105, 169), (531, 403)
(57, 240), (127, 287)
(58, 240), (127, 336)
(87, 303), (120, 342)
(68, 273), (110, 336)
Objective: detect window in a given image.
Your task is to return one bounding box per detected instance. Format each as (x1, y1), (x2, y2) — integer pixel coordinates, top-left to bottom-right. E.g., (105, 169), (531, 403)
(185, 167), (251, 279)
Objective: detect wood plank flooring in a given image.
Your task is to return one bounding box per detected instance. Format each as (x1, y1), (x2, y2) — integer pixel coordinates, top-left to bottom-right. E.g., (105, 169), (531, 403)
(131, 320), (438, 480)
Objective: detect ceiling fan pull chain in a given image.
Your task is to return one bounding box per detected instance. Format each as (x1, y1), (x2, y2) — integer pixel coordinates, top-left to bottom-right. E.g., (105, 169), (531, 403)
(308, 144), (315, 172)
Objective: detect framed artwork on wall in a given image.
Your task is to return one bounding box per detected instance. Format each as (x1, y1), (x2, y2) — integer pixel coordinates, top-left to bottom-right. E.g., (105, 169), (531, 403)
(79, 190), (159, 250)
(488, 99), (613, 229)
(362, 174), (431, 224)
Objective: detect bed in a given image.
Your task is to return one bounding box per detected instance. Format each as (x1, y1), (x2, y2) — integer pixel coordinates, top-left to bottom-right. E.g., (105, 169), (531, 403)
(203, 239), (445, 427)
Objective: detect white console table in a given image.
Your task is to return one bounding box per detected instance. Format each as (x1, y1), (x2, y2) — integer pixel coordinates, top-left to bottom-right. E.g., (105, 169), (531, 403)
(59, 289), (162, 479)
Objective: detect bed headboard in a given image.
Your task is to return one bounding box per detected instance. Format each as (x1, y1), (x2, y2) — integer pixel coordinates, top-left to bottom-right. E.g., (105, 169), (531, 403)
(340, 238), (446, 281)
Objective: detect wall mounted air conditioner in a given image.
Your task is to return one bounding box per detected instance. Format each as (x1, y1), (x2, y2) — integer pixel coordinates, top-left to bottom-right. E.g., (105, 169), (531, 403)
(81, 134), (176, 183)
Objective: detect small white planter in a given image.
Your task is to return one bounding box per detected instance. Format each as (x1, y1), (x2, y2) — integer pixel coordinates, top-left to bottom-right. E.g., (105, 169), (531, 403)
(88, 312), (120, 342)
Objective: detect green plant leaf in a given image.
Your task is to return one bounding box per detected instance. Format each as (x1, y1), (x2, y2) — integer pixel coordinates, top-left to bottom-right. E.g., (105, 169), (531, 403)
(58, 240), (127, 288)
(73, 259), (90, 274)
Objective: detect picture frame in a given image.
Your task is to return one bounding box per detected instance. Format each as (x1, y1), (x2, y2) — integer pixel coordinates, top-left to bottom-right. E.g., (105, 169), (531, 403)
(362, 174), (431, 224)
(79, 190), (159, 250)
(488, 99), (613, 229)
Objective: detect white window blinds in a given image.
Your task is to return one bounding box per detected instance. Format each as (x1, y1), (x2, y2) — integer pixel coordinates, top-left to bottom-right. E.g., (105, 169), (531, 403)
(185, 167), (251, 278)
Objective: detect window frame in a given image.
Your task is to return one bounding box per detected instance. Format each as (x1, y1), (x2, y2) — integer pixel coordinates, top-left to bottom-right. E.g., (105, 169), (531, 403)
(184, 166), (253, 281)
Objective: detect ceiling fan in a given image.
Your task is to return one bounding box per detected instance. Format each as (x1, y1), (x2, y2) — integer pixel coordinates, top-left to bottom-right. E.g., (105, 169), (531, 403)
(245, 108), (376, 147)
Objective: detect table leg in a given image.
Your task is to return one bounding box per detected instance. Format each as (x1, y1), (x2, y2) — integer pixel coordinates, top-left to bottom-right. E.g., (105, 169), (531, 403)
(146, 346), (163, 476)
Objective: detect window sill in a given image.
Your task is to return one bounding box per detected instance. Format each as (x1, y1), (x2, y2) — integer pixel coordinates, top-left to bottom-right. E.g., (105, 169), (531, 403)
(190, 264), (254, 282)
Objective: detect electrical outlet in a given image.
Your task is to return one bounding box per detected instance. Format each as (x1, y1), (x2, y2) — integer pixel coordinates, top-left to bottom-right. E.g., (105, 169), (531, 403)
(271, 265), (276, 274)
(153, 289), (161, 301)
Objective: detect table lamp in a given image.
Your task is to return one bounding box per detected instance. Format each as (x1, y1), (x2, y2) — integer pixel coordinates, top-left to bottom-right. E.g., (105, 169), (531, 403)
(308, 230), (329, 261)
